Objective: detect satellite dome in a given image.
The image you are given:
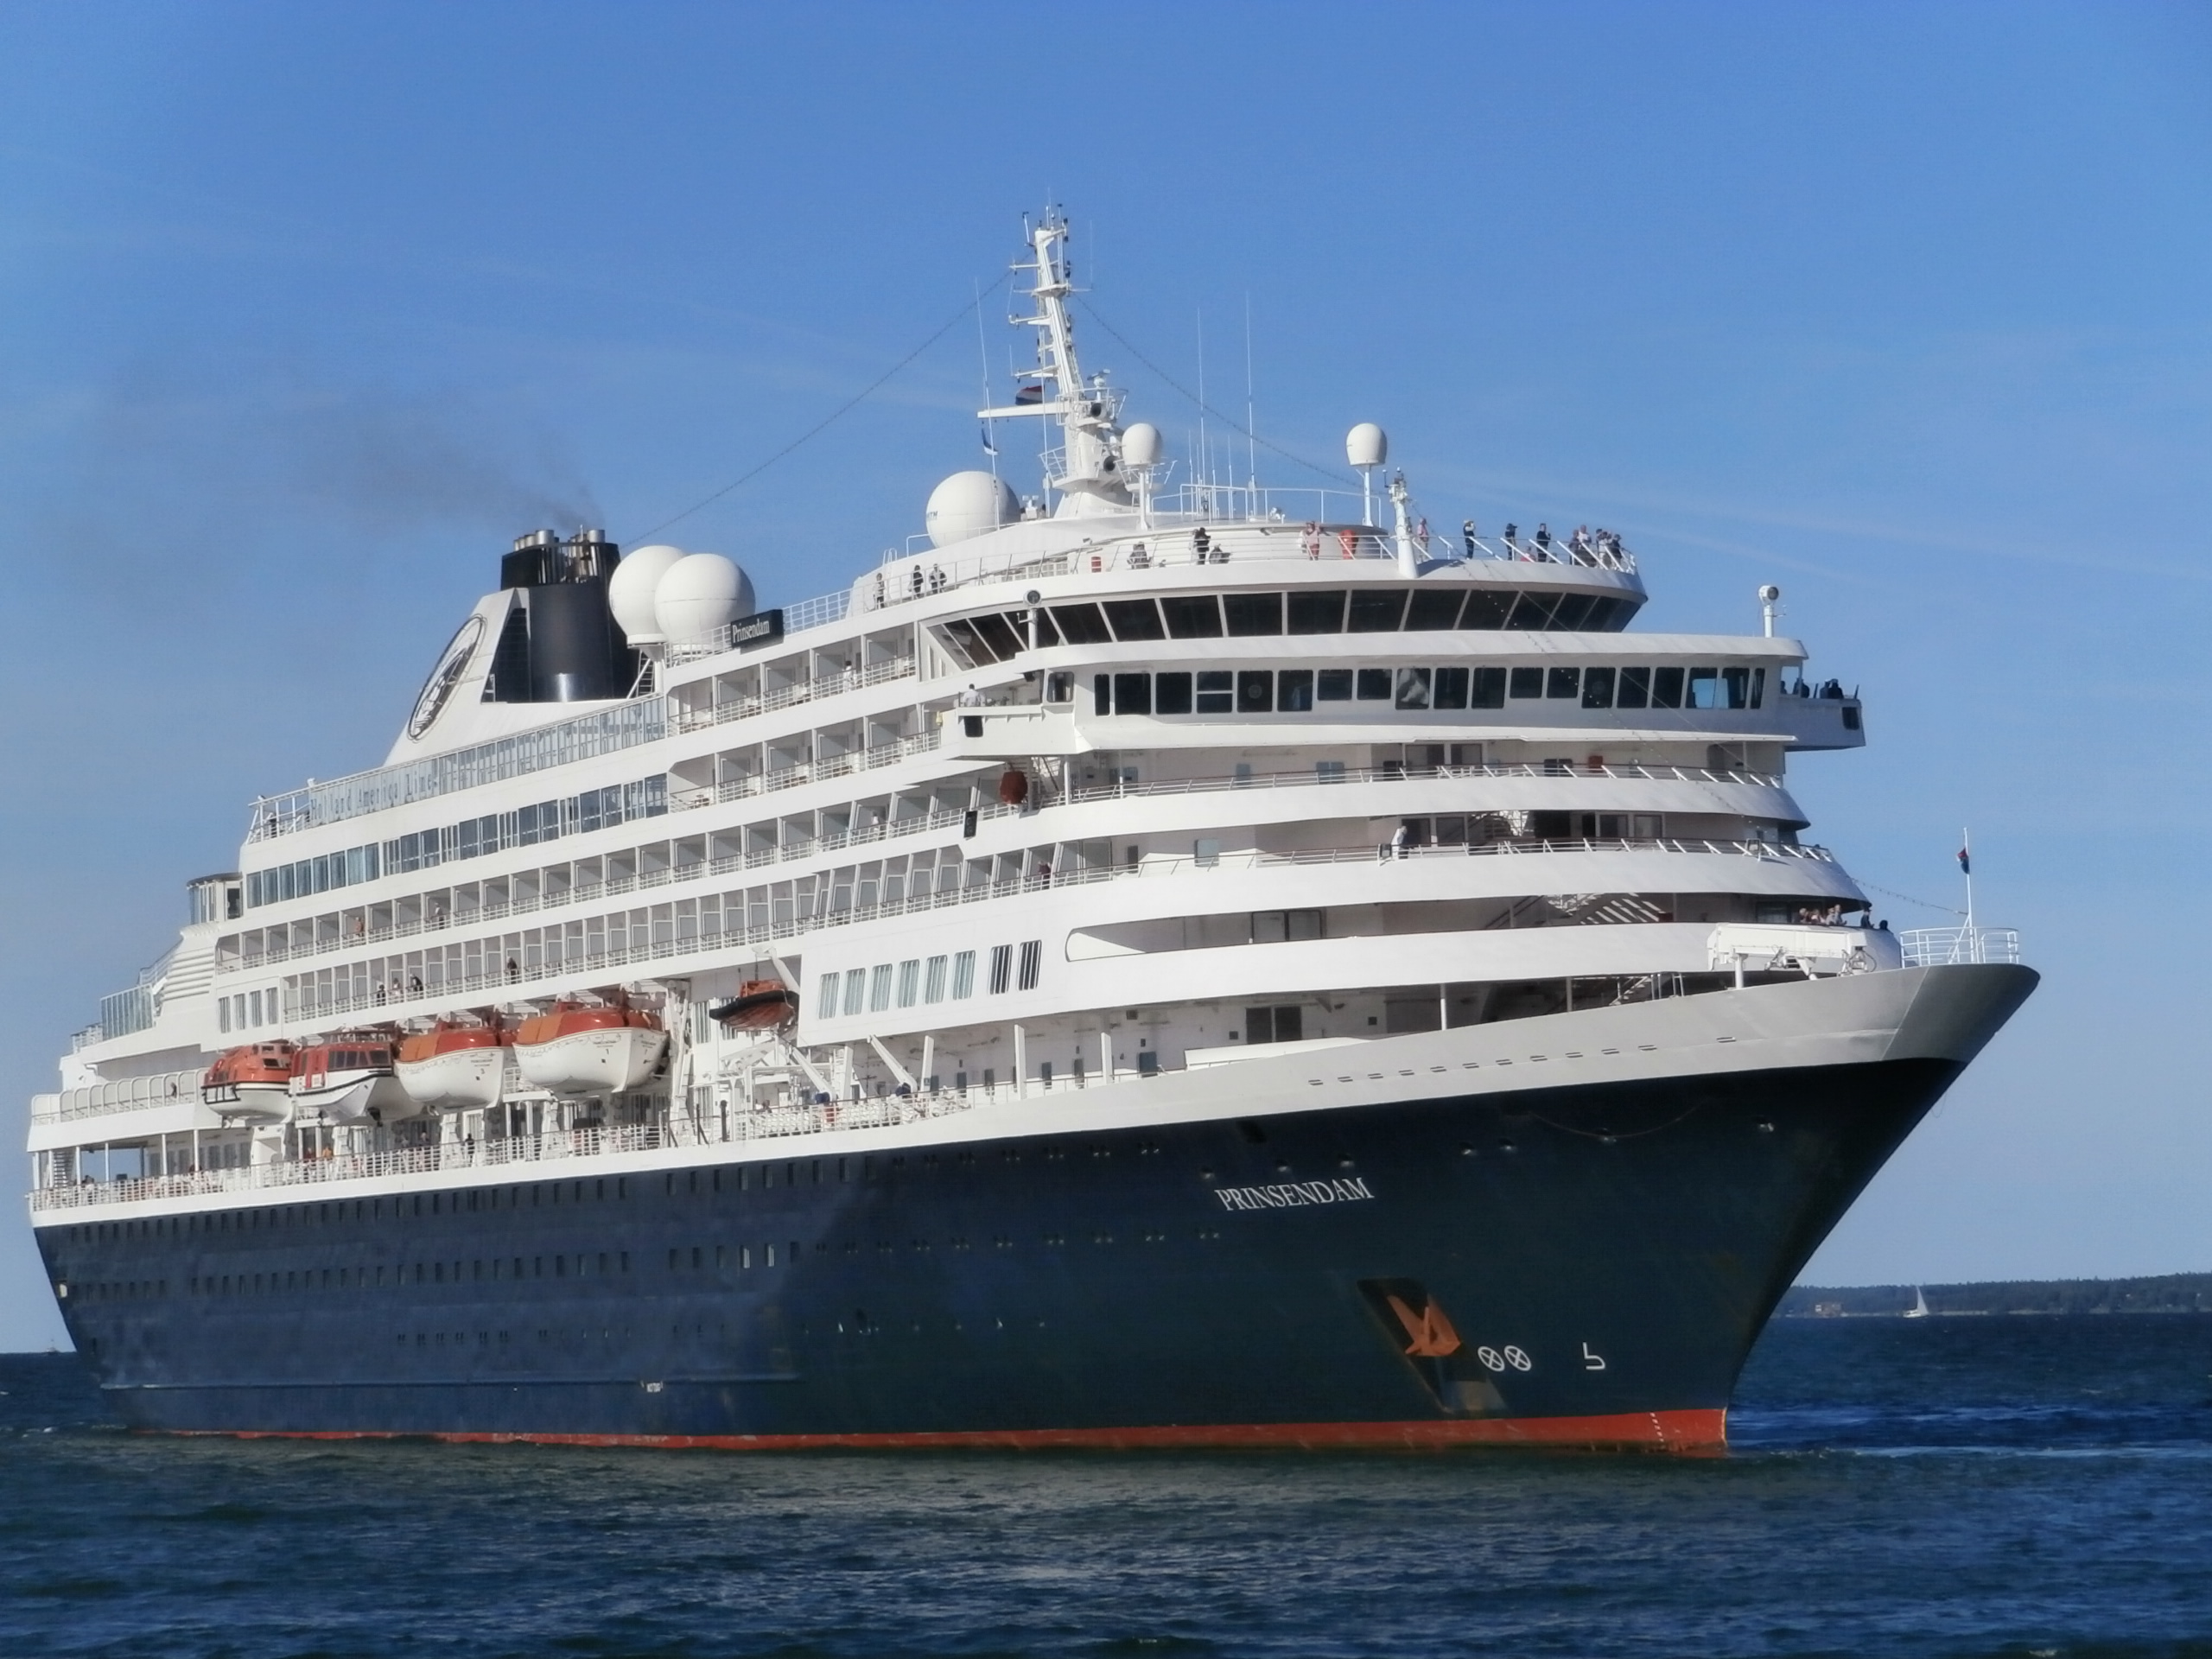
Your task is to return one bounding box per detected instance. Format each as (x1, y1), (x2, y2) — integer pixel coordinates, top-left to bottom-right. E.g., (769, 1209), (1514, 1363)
(925, 471), (1020, 549)
(609, 543), (687, 644)
(1345, 423), (1388, 468)
(1121, 423), (1163, 467)
(654, 553), (755, 644)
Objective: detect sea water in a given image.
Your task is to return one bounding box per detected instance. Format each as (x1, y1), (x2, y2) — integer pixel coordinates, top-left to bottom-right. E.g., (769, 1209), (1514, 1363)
(3, 1313), (2209, 1657)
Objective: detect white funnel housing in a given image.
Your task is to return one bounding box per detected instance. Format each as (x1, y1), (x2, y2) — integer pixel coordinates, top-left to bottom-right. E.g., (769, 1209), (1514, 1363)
(608, 543), (688, 645)
(1346, 423), (1388, 468)
(654, 553), (755, 644)
(925, 471), (1020, 548)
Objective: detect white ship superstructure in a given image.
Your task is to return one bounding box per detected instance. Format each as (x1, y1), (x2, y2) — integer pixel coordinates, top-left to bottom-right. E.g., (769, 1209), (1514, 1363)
(26, 214), (2031, 1452)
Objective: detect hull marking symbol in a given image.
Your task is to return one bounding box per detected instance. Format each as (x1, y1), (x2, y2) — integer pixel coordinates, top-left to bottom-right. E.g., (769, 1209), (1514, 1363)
(1384, 1294), (1464, 1358)
(1582, 1343), (1607, 1371)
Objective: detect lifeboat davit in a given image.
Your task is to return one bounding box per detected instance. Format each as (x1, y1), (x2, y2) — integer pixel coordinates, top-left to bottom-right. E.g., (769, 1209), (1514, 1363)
(289, 1034), (420, 1125)
(514, 998), (667, 1097)
(709, 980), (798, 1031)
(396, 1016), (512, 1112)
(201, 1041), (296, 1124)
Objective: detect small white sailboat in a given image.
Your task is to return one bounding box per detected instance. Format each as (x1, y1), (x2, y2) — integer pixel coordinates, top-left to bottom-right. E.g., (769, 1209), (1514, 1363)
(1904, 1286), (1931, 1319)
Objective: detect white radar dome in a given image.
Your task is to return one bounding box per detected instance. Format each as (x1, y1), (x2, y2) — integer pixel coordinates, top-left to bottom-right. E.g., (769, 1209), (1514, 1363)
(1121, 422), (1163, 467)
(1346, 423), (1388, 468)
(925, 471), (1020, 549)
(609, 543), (688, 644)
(654, 553), (755, 644)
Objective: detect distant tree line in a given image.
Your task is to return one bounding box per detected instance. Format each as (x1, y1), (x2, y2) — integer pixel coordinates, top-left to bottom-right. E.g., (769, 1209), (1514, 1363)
(1778, 1273), (2212, 1318)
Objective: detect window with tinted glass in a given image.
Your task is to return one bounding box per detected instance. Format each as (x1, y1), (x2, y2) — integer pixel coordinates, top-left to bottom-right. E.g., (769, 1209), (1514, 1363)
(1224, 593), (1283, 636)
(1278, 669), (1314, 711)
(1508, 666), (1543, 699)
(1287, 590), (1346, 633)
(1688, 667), (1721, 709)
(1550, 593), (1597, 631)
(1112, 672), (1152, 715)
(1581, 666), (1616, 708)
(1195, 671), (1233, 712)
(1356, 668), (1392, 701)
(1050, 603), (1112, 644)
(1154, 672), (1193, 714)
(1471, 666), (1506, 709)
(1506, 592), (1558, 630)
(1546, 666), (1580, 699)
(1723, 665), (1762, 709)
(1616, 666), (1650, 709)
(1348, 590), (1408, 632)
(1317, 669), (1353, 702)
(1404, 590), (1463, 630)
(1160, 595), (1223, 639)
(1103, 600), (1165, 641)
(1433, 666), (1469, 709)
(1394, 667), (1432, 709)
(1461, 590), (1515, 629)
(1650, 666), (1685, 708)
(972, 613), (1024, 658)
(1236, 671), (1274, 713)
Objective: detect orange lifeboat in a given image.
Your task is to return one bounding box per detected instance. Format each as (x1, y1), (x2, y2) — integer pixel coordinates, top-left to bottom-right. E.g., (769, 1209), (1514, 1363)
(709, 980), (798, 1031)
(395, 1015), (513, 1112)
(289, 1033), (419, 1126)
(513, 997), (667, 1097)
(201, 1041), (296, 1124)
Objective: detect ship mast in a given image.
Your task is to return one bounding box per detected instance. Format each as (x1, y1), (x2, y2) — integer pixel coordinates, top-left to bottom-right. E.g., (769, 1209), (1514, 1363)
(976, 210), (1131, 517)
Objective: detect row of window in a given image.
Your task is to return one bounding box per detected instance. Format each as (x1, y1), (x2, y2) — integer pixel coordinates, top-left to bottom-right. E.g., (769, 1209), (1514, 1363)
(819, 940), (1043, 1019)
(1091, 664), (1769, 716)
(244, 778), (667, 910)
(942, 586), (1641, 665)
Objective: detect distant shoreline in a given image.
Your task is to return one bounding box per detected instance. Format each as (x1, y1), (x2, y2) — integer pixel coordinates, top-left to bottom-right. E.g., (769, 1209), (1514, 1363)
(1780, 1271), (2212, 1319)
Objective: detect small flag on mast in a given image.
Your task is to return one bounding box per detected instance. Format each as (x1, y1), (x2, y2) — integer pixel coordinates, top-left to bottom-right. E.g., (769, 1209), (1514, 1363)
(979, 426), (998, 457)
(1015, 385), (1045, 405)
(1956, 845), (1970, 876)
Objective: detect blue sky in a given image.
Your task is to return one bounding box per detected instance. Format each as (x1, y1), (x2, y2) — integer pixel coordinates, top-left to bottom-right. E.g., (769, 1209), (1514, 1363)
(1, 3), (2206, 1347)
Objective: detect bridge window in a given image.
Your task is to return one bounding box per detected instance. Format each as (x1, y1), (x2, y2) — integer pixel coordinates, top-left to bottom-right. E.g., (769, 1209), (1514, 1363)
(1405, 590), (1463, 630)
(1347, 591), (1408, 632)
(1287, 590), (1346, 633)
(1236, 671), (1274, 714)
(1160, 595), (1223, 639)
(1195, 671), (1233, 712)
(1547, 667), (1580, 699)
(1102, 600), (1165, 641)
(1154, 672), (1193, 714)
(1223, 593), (1282, 635)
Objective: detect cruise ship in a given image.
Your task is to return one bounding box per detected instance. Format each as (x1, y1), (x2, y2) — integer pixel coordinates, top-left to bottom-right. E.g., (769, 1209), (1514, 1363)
(29, 214), (2034, 1451)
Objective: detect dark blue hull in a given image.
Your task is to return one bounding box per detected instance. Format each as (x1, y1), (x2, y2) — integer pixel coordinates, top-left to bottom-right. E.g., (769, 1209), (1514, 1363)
(37, 1058), (1959, 1450)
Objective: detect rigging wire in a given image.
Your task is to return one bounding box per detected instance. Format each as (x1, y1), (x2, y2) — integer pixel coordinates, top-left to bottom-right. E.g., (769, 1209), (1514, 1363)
(624, 273), (1009, 545)
(1074, 297), (1356, 486)
(1856, 880), (1966, 918)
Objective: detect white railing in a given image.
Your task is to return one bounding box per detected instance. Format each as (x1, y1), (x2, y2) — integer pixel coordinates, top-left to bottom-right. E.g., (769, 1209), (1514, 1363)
(226, 757), (1787, 975)
(246, 699), (669, 843)
(1899, 925), (2023, 967)
(250, 834), (1840, 1029)
(28, 1089), (1007, 1211)
(34, 1068), (205, 1125)
(668, 655), (918, 733)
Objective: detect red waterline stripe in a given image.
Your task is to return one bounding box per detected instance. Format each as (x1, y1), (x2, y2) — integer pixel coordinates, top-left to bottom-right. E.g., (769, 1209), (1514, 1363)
(179, 1408), (1727, 1454)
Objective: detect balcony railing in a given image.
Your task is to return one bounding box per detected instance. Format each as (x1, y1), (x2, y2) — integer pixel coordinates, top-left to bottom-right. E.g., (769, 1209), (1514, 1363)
(1899, 925), (2023, 967)
(246, 834), (1841, 1029)
(226, 756), (1792, 975)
